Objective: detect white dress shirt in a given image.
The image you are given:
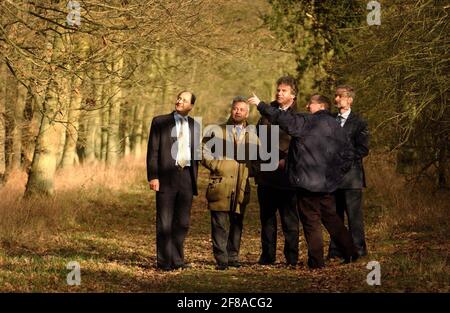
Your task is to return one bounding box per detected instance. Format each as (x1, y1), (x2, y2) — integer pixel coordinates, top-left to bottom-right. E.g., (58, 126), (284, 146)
(174, 112), (191, 167)
(337, 108), (351, 127)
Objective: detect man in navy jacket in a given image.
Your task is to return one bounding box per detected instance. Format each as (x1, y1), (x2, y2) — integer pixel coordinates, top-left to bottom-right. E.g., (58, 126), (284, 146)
(328, 85), (369, 259)
(249, 93), (358, 269)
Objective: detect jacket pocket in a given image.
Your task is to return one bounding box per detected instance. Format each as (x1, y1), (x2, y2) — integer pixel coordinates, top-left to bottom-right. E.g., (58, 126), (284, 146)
(214, 160), (237, 176)
(206, 176), (232, 202)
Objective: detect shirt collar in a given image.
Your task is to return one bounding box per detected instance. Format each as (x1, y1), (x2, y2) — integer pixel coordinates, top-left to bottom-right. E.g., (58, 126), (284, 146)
(278, 103), (293, 111)
(339, 108), (351, 119)
(174, 112), (188, 121)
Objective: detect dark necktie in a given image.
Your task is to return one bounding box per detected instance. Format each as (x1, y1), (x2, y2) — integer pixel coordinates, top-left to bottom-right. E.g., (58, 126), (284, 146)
(336, 115), (344, 127)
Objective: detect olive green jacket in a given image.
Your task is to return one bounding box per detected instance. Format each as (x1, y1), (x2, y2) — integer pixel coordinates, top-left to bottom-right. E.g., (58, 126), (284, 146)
(202, 120), (259, 214)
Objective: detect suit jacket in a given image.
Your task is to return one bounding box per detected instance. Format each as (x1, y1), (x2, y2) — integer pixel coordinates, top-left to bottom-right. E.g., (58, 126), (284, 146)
(258, 103), (355, 193)
(146, 112), (200, 195)
(255, 101), (295, 190)
(336, 111), (369, 189)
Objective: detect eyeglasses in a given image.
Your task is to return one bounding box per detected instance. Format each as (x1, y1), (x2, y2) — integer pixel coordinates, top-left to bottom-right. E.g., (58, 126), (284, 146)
(335, 93), (350, 98)
(176, 97), (190, 104)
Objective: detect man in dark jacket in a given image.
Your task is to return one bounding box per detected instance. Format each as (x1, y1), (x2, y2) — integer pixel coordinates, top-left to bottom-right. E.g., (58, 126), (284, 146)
(146, 91), (200, 271)
(249, 93), (358, 269)
(255, 76), (299, 266)
(328, 85), (369, 259)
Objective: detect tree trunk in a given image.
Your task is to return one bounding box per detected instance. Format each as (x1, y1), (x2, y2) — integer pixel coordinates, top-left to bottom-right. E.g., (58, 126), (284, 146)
(121, 104), (131, 157)
(4, 67), (19, 179)
(142, 87), (160, 152)
(59, 78), (81, 168)
(94, 108), (102, 160)
(60, 35), (88, 168)
(25, 31), (66, 197)
(139, 57), (158, 155)
(0, 61), (6, 183)
(106, 49), (123, 167)
(131, 102), (145, 158)
(85, 69), (103, 164)
(100, 79), (109, 162)
(12, 83), (27, 170)
(120, 88), (131, 157)
(21, 87), (39, 173)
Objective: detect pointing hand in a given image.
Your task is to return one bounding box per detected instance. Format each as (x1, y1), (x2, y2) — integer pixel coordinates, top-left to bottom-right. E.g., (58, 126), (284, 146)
(248, 93), (261, 106)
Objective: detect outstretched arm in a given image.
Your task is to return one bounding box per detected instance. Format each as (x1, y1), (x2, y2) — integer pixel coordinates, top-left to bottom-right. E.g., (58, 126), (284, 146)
(248, 94), (306, 138)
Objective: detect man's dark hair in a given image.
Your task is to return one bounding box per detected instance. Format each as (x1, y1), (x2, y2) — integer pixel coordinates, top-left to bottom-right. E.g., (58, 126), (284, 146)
(177, 91), (196, 105)
(310, 94), (331, 110)
(276, 76), (298, 97)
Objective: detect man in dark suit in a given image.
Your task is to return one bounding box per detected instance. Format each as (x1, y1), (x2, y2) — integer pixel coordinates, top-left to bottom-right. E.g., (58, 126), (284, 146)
(249, 93), (359, 269)
(146, 91), (200, 271)
(255, 76), (299, 267)
(328, 85), (369, 259)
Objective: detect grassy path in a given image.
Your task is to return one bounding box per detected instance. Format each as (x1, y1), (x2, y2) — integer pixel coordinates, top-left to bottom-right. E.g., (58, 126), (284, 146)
(0, 164), (448, 292)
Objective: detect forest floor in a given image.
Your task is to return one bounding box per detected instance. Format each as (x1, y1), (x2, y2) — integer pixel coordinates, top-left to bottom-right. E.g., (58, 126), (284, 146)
(0, 157), (448, 292)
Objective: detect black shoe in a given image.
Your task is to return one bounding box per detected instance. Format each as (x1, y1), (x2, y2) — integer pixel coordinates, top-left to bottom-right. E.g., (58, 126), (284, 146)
(258, 259), (275, 265)
(216, 263), (228, 270)
(285, 262), (297, 269)
(327, 253), (343, 260)
(343, 254), (359, 264)
(157, 265), (173, 272)
(307, 259), (325, 269)
(228, 261), (241, 268)
(173, 263), (192, 270)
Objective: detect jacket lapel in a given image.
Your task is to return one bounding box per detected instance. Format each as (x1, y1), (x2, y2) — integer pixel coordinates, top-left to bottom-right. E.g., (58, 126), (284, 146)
(188, 116), (197, 165)
(343, 111), (355, 128)
(168, 112), (177, 144)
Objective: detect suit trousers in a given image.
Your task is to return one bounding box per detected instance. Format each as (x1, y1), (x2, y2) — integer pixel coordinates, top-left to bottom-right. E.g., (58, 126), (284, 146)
(297, 189), (357, 268)
(257, 185), (299, 265)
(156, 167), (193, 269)
(328, 189), (367, 258)
(210, 211), (244, 265)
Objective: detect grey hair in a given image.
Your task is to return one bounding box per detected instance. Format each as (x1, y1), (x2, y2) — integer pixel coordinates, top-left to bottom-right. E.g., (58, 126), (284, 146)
(231, 96), (249, 109)
(336, 85), (355, 99)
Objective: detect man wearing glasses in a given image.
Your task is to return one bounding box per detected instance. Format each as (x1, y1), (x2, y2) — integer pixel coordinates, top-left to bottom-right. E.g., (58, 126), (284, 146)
(146, 91), (200, 271)
(248, 93), (359, 269)
(328, 85), (369, 259)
